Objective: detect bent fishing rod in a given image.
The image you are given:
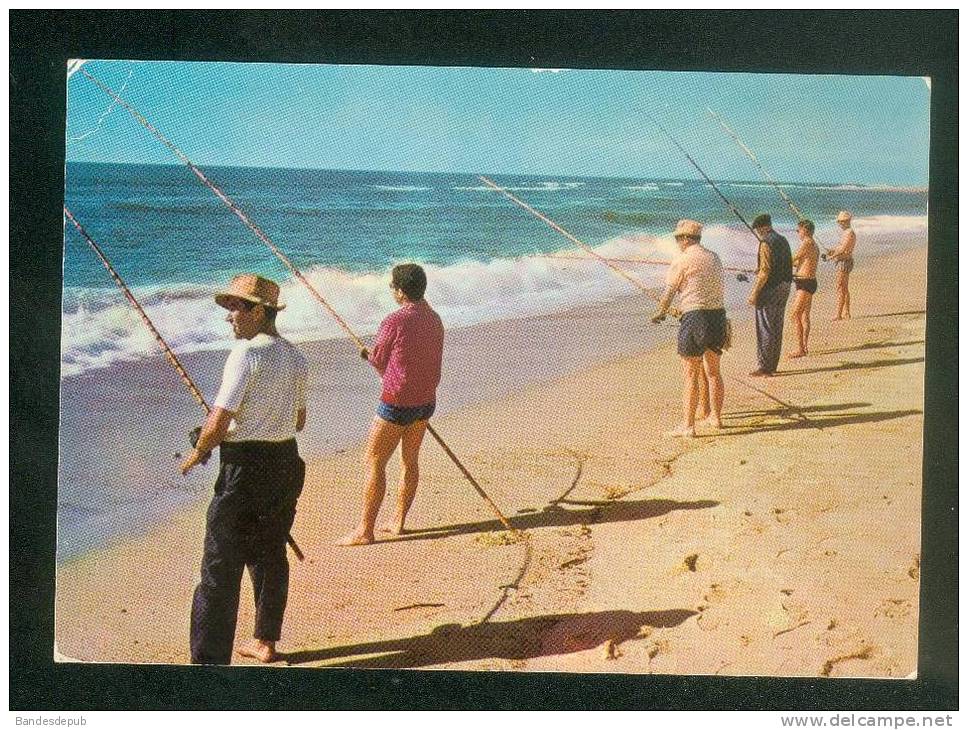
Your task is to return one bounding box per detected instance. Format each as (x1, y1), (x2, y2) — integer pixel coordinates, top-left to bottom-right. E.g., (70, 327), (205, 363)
(476, 177), (689, 310)
(80, 69), (516, 534)
(64, 206), (306, 562)
(706, 108), (805, 221)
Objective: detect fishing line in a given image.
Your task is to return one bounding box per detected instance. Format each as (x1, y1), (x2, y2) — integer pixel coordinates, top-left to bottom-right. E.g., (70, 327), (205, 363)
(645, 112), (762, 243)
(477, 176), (675, 309)
(706, 108), (805, 221)
(68, 67), (134, 143)
(80, 68), (517, 535)
(64, 206), (306, 561)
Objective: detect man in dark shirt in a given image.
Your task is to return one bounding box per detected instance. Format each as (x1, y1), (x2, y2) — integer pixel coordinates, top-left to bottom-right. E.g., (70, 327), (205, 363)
(747, 213), (793, 376)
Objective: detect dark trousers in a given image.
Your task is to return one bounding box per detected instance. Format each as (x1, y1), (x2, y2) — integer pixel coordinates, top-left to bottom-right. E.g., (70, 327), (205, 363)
(190, 439), (305, 665)
(755, 282), (791, 373)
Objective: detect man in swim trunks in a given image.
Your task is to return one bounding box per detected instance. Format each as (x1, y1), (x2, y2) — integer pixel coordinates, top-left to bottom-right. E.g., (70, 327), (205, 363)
(652, 219), (727, 438)
(825, 210), (856, 320)
(788, 219), (820, 358)
(339, 263), (444, 546)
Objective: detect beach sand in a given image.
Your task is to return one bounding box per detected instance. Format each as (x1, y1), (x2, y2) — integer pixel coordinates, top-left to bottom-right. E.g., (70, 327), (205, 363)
(55, 244), (926, 677)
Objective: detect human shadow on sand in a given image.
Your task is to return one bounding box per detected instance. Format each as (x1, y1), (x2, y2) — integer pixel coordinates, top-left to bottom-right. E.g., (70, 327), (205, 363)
(384, 497), (719, 544)
(282, 608), (697, 668)
(811, 339), (924, 356)
(772, 356), (924, 377)
(726, 402), (871, 417)
(706, 407), (921, 438)
(857, 310), (925, 319)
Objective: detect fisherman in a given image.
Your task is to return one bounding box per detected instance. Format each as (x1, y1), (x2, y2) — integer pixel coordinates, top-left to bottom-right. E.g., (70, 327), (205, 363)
(338, 263), (444, 545)
(181, 274), (308, 665)
(747, 213), (793, 376)
(652, 220), (727, 437)
(825, 210), (857, 321)
(788, 219), (821, 358)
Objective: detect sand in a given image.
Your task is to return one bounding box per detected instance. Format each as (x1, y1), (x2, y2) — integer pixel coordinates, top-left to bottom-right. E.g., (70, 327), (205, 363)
(54, 244), (926, 677)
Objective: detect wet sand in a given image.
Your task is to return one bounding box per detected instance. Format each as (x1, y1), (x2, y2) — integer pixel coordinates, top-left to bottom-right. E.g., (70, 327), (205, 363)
(55, 243), (926, 677)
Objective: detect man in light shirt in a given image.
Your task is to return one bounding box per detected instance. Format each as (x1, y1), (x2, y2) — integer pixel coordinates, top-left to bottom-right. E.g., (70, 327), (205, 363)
(180, 274), (308, 664)
(652, 219), (727, 438)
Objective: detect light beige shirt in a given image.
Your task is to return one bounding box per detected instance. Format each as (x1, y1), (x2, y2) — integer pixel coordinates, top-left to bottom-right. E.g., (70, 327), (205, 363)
(664, 243), (725, 312)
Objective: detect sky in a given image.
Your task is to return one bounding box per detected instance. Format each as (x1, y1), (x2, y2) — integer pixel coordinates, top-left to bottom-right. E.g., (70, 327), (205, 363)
(65, 61), (931, 186)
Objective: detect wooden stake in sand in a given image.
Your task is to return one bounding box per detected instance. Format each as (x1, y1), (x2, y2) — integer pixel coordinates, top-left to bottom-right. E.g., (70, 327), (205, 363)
(64, 206), (306, 562)
(80, 69), (517, 535)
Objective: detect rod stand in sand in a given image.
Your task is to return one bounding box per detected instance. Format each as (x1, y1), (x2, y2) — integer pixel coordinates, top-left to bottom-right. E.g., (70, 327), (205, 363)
(77, 70), (517, 537)
(64, 206), (306, 562)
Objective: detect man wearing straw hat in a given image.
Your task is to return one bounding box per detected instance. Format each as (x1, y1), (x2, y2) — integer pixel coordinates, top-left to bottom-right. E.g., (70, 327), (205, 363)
(181, 274), (308, 664)
(748, 213), (793, 376)
(652, 219), (727, 438)
(825, 210), (857, 321)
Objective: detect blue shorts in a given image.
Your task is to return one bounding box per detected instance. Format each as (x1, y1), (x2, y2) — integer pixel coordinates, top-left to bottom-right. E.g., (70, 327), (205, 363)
(377, 401), (436, 426)
(678, 308), (727, 357)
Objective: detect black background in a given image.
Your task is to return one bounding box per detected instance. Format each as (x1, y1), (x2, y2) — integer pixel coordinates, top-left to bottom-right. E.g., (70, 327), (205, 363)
(10, 10), (958, 710)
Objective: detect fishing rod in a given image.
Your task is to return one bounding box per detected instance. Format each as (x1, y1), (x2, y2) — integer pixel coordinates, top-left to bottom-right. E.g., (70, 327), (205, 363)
(646, 112), (762, 243)
(536, 253), (754, 279)
(80, 68), (517, 535)
(63, 206), (306, 561)
(706, 107), (805, 221)
(476, 176), (682, 308)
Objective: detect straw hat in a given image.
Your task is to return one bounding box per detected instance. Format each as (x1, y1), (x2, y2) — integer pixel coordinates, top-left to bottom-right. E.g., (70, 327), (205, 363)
(673, 219), (703, 238)
(836, 210), (853, 222)
(215, 274), (285, 310)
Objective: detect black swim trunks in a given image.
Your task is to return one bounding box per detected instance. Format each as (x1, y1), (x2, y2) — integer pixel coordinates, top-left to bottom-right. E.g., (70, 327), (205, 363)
(794, 277), (818, 294)
(677, 308), (727, 357)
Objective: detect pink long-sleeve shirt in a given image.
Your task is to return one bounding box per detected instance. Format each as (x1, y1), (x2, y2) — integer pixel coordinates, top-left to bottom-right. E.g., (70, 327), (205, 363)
(369, 300), (444, 407)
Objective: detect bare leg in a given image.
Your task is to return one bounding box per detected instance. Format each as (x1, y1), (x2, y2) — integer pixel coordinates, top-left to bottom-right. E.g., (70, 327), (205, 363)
(788, 292), (807, 358)
(381, 419), (429, 535)
(702, 350), (724, 429)
(801, 292), (813, 353)
(667, 356), (702, 436)
(833, 270), (847, 321)
(338, 416), (405, 546)
(697, 359), (711, 420)
(842, 273), (851, 319)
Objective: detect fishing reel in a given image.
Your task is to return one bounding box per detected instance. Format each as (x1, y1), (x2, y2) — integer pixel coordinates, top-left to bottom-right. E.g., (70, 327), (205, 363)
(188, 426), (212, 465)
(821, 253), (829, 262)
(736, 273), (750, 282)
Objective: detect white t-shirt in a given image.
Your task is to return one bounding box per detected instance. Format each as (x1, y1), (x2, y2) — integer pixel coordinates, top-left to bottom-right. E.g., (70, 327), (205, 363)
(665, 243), (725, 312)
(214, 333), (308, 443)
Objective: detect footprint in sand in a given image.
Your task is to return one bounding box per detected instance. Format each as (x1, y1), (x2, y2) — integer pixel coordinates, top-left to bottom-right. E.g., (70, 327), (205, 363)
(874, 599), (913, 620)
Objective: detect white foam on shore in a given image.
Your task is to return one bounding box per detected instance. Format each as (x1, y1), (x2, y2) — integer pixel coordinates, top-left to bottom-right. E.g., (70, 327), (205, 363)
(59, 215), (926, 377)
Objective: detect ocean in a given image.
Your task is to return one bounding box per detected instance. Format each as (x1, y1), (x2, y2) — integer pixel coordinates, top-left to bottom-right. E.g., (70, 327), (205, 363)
(62, 162), (927, 376)
(57, 162), (928, 561)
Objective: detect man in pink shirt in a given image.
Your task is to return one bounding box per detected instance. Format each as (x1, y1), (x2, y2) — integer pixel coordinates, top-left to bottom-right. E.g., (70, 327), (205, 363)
(339, 264), (444, 546)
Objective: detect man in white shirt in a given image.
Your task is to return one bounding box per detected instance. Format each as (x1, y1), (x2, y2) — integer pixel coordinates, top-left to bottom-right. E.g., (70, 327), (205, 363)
(652, 219), (727, 438)
(180, 274), (308, 664)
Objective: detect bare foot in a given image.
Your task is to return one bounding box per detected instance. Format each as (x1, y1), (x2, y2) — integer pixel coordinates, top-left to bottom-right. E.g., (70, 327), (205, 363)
(705, 415), (723, 430)
(665, 424), (695, 438)
(831, 316), (843, 322)
(337, 529), (375, 546)
(787, 350), (806, 359)
(379, 522), (408, 536)
(238, 640), (277, 663)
